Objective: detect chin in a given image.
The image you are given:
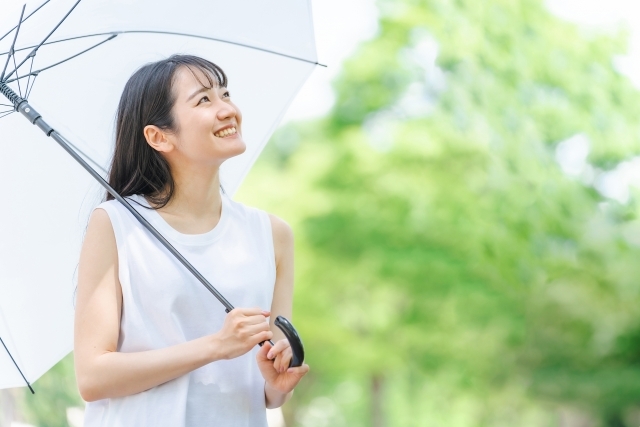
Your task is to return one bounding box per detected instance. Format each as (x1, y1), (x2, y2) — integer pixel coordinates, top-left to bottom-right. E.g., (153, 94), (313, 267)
(221, 139), (247, 161)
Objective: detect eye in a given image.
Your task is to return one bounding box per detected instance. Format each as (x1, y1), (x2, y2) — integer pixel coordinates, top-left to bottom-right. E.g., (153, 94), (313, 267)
(198, 95), (210, 104)
(223, 91), (230, 98)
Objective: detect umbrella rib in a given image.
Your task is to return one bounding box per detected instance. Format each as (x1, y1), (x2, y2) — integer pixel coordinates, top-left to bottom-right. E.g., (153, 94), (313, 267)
(0, 0), (51, 44)
(11, 54), (23, 97)
(119, 30), (327, 67)
(25, 72), (37, 100)
(13, 55), (22, 96)
(4, 0), (83, 82)
(2, 31), (327, 70)
(0, 111), (14, 118)
(0, 32), (110, 57)
(0, 336), (34, 394)
(0, 5), (26, 82)
(6, 34), (117, 84)
(25, 55), (35, 98)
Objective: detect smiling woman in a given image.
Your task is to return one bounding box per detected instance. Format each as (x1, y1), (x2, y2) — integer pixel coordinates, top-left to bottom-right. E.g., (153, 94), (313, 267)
(73, 55), (309, 427)
(107, 55), (240, 209)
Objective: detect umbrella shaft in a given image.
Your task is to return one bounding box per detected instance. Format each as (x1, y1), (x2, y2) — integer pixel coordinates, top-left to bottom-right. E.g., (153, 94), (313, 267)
(0, 82), (235, 312)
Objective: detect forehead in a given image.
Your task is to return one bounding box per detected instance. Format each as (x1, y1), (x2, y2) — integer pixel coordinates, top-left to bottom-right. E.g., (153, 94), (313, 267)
(172, 65), (219, 96)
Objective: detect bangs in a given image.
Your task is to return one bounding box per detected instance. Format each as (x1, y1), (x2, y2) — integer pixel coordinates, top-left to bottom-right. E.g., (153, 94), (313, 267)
(169, 55), (228, 89)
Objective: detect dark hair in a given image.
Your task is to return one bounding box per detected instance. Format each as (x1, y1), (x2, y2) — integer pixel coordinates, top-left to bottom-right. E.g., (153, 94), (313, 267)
(106, 54), (227, 208)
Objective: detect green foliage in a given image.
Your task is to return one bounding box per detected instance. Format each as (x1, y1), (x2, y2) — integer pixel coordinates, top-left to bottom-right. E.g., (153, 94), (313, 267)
(18, 354), (84, 427)
(238, 0), (640, 425)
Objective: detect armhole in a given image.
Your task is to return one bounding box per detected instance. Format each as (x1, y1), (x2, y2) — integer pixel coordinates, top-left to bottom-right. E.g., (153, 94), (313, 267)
(94, 203), (130, 299)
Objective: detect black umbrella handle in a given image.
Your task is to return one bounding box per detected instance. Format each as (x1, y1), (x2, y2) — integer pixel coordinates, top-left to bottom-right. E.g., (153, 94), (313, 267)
(225, 308), (304, 368)
(274, 315), (305, 367)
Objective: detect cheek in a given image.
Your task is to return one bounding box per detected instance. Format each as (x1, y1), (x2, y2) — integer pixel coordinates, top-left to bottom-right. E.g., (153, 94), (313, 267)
(232, 104), (243, 127)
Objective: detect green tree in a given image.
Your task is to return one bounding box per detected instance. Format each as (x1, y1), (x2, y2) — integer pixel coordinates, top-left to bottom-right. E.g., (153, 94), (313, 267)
(238, 0), (640, 425)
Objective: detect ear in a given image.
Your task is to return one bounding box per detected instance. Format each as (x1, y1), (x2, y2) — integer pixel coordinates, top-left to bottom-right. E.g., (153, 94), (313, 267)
(143, 125), (174, 153)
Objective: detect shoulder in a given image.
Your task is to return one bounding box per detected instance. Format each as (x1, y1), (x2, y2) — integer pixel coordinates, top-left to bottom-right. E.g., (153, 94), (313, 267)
(85, 205), (117, 246)
(90, 204), (115, 230)
(90, 199), (126, 232)
(268, 214), (294, 268)
(224, 197), (293, 247)
(79, 206), (118, 274)
(268, 214), (294, 246)
(94, 199), (125, 220)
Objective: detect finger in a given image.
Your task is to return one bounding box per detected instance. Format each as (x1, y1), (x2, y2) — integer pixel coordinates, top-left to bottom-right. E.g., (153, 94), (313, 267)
(267, 339), (290, 359)
(244, 315), (272, 326)
(257, 340), (272, 361)
(268, 341), (290, 372)
(248, 323), (273, 338)
(235, 307), (270, 317)
(273, 347), (292, 373)
(280, 347), (292, 370)
(253, 329), (273, 345)
(286, 364), (310, 375)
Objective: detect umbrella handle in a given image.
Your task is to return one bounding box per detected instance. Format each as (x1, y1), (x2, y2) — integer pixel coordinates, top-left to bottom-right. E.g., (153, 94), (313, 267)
(225, 308), (304, 368)
(273, 315), (305, 368)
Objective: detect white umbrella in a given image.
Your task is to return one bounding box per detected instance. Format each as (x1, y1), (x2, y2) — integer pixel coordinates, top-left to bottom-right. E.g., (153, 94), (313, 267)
(0, 0), (320, 391)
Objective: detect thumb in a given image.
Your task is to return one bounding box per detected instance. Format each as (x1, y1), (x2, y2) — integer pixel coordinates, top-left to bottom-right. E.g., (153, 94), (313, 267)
(257, 341), (272, 361)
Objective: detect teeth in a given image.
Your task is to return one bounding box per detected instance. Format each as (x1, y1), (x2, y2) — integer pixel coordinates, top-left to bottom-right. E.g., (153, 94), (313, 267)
(215, 127), (236, 137)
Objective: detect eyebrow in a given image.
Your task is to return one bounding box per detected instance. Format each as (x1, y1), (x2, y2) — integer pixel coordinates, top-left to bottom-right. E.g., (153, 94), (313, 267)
(186, 86), (210, 102)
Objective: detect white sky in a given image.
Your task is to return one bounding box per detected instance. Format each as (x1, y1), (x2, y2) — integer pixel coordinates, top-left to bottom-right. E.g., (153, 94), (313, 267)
(287, 0), (640, 120)
(546, 0), (640, 87)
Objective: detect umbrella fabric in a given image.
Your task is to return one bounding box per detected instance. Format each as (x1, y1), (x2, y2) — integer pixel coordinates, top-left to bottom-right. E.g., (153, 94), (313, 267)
(0, 0), (318, 389)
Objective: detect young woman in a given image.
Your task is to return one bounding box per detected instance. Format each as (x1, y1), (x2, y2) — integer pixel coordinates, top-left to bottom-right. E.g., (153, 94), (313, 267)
(74, 55), (309, 426)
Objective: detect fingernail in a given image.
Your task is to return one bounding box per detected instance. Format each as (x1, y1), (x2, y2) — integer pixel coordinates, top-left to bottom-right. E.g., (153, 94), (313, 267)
(267, 352), (273, 359)
(287, 368), (293, 373)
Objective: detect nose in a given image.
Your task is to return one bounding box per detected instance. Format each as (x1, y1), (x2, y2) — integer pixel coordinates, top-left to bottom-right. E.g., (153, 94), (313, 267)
(215, 98), (237, 121)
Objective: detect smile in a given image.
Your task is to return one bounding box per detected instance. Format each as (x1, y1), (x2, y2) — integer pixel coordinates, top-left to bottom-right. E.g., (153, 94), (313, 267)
(214, 126), (237, 138)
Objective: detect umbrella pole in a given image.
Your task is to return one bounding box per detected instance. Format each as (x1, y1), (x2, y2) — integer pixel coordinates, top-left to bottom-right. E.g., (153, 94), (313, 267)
(0, 81), (234, 311)
(0, 82), (305, 368)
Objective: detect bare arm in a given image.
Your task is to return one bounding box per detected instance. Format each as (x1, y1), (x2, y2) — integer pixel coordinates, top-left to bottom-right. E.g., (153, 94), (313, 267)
(259, 214), (309, 409)
(74, 209), (272, 402)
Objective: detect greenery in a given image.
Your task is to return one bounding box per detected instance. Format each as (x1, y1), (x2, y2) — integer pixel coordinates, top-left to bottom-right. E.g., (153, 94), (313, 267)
(9, 0), (640, 425)
(238, 0), (640, 425)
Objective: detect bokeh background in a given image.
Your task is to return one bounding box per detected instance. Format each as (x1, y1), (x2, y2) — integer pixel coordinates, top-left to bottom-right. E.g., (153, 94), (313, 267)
(4, 0), (640, 425)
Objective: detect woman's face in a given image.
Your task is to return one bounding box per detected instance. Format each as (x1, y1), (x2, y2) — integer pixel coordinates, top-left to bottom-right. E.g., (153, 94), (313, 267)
(164, 66), (245, 166)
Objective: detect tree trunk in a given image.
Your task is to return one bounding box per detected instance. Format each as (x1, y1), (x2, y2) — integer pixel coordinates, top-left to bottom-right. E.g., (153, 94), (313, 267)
(371, 375), (385, 427)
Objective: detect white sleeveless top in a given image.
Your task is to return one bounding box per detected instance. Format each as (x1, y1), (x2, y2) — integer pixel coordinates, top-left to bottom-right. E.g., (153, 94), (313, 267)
(83, 193), (275, 427)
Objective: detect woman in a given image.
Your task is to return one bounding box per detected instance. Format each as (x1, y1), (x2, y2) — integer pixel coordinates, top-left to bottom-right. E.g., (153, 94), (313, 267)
(74, 55), (309, 426)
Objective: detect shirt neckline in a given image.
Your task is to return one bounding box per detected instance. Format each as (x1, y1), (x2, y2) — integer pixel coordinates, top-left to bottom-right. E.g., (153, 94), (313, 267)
(128, 193), (230, 246)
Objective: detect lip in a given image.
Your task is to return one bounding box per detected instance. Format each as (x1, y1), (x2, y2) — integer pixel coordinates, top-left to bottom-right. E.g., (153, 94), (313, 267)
(213, 124), (237, 136)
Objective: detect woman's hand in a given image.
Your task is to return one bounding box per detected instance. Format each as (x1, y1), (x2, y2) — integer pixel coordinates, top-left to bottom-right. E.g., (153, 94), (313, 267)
(215, 307), (273, 360)
(256, 339), (309, 394)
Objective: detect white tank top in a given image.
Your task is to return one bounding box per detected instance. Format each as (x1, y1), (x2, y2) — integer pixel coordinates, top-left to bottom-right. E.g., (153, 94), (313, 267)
(83, 193), (275, 427)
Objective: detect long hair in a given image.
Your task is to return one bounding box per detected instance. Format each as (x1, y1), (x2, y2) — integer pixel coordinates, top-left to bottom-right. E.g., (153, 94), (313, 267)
(107, 54), (227, 208)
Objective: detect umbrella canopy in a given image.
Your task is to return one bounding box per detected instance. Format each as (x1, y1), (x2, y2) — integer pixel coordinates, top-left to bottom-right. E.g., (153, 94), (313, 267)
(0, 0), (319, 390)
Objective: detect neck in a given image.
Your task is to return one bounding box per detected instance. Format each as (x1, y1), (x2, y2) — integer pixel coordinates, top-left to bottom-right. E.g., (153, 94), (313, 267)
(161, 163), (222, 220)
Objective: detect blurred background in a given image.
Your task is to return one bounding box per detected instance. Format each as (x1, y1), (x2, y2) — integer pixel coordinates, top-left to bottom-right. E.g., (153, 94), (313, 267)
(3, 0), (640, 425)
